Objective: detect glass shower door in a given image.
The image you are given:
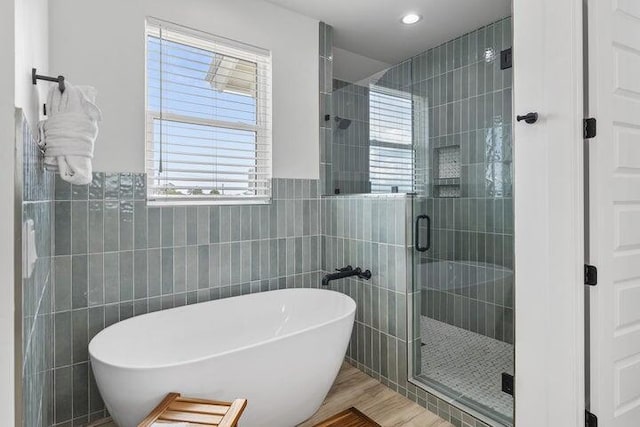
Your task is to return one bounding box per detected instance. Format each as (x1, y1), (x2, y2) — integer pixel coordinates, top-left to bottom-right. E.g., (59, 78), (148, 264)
(408, 17), (515, 426)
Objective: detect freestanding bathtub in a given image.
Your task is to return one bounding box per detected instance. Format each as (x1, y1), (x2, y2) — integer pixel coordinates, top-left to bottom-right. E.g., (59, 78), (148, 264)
(89, 288), (356, 427)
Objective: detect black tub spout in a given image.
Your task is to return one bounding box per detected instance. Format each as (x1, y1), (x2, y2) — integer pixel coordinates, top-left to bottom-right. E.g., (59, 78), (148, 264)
(322, 266), (372, 287)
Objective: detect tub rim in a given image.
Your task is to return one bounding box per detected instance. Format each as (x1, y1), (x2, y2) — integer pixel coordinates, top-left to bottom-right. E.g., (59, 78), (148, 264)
(88, 288), (356, 371)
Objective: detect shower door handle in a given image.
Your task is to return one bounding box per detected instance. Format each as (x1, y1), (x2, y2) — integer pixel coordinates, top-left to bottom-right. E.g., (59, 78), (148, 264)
(415, 214), (431, 252)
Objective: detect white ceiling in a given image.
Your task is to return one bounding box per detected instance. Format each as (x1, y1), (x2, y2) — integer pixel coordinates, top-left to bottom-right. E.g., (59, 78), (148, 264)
(264, 0), (511, 65)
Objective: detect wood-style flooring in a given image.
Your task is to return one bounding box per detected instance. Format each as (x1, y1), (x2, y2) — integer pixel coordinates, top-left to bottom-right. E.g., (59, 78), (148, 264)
(90, 362), (452, 427)
(298, 363), (453, 427)
(312, 407), (381, 427)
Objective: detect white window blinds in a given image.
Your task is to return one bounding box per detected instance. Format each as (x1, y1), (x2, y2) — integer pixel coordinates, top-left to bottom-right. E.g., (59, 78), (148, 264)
(368, 85), (414, 193)
(146, 18), (272, 205)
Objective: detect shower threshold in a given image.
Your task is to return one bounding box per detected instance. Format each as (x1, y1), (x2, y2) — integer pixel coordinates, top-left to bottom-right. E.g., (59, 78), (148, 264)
(416, 317), (514, 426)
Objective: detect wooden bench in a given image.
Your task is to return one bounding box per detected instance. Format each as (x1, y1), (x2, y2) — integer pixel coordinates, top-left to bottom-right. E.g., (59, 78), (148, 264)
(138, 393), (247, 427)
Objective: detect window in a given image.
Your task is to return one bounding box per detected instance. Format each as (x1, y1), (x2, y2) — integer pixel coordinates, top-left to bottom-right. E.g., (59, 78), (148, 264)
(146, 18), (272, 204)
(368, 85), (414, 193)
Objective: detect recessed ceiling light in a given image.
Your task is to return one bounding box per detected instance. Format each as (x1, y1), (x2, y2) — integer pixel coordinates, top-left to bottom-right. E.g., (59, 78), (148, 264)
(401, 13), (421, 25)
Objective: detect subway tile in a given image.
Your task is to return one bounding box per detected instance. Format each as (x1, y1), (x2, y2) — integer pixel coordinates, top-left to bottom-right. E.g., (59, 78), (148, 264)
(104, 303), (119, 328)
(241, 206), (252, 241)
(197, 206), (209, 245)
(186, 246), (199, 291)
(87, 201), (103, 253)
(173, 206), (186, 246)
(88, 366), (105, 415)
(54, 366), (73, 424)
(55, 175), (72, 201)
(174, 247), (187, 292)
(134, 173), (147, 200)
(162, 248), (174, 295)
(55, 202), (72, 255)
(161, 207), (174, 248)
(71, 182), (89, 200)
(198, 245), (209, 289)
(147, 207), (161, 249)
(148, 249), (162, 297)
(72, 309), (88, 363)
(87, 306), (104, 343)
(186, 206), (198, 245)
(119, 201), (134, 251)
(134, 249), (148, 299)
(89, 172), (105, 200)
(240, 241), (251, 283)
(208, 206), (220, 243)
(103, 252), (119, 304)
(119, 173), (134, 200)
(230, 242), (241, 285)
(209, 244), (220, 288)
(72, 362), (89, 418)
(71, 255), (87, 309)
(54, 256), (72, 312)
(116, 251), (133, 303)
(134, 201), (147, 249)
(54, 311), (72, 367)
(87, 254), (104, 307)
(104, 173), (120, 200)
(120, 301), (134, 320)
(103, 201), (119, 252)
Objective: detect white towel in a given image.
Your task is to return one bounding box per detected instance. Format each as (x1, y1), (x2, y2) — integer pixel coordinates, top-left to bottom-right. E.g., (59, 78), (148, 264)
(38, 81), (102, 185)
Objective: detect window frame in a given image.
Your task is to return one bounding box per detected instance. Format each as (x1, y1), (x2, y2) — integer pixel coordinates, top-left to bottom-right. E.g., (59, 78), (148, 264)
(368, 84), (416, 193)
(144, 17), (272, 206)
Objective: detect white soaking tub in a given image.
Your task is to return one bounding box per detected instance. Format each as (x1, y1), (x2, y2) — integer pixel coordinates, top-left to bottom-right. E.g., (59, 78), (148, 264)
(89, 288), (356, 427)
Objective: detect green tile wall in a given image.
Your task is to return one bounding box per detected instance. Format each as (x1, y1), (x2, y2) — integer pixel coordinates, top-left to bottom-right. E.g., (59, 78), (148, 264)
(21, 112), (55, 427)
(320, 193), (492, 427)
(413, 16), (514, 345)
(49, 175), (322, 425)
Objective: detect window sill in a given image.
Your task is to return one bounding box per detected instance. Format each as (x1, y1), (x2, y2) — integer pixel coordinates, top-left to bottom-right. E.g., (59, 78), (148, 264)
(146, 198), (272, 207)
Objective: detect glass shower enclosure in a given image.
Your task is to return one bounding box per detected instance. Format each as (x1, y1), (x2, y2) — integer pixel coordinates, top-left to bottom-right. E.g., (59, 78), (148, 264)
(322, 16), (514, 426)
(409, 17), (515, 426)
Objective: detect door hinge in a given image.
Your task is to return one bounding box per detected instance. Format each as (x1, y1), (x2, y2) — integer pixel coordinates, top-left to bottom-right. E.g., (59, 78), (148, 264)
(501, 372), (514, 396)
(585, 264), (597, 286)
(584, 118), (597, 139)
(585, 410), (597, 427)
(500, 47), (513, 70)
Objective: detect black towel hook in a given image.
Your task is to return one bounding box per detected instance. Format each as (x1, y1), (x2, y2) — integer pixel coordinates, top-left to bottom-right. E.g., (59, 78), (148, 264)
(516, 112), (538, 124)
(32, 68), (65, 93)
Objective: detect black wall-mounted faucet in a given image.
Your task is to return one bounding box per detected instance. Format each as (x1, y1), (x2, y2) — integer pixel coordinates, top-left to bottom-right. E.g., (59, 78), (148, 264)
(322, 265), (372, 287)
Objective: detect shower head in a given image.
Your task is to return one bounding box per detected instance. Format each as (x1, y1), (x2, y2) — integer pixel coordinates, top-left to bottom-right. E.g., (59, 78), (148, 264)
(334, 116), (352, 130)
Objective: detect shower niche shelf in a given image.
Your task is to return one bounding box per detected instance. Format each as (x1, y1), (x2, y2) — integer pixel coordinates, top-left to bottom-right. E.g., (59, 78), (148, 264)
(434, 145), (461, 198)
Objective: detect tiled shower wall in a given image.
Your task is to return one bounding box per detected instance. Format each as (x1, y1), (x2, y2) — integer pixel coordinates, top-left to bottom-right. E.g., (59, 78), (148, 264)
(321, 194), (491, 427)
(326, 62), (414, 196)
(49, 175), (321, 425)
(413, 17), (514, 344)
(322, 194), (411, 391)
(21, 111), (55, 427)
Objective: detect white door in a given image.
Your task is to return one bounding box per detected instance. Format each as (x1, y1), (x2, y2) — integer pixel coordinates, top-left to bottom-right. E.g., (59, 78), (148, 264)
(587, 0), (640, 426)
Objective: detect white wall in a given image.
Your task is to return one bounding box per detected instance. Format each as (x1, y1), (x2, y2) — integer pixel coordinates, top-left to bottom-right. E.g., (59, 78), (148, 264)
(332, 47), (390, 84)
(15, 0), (49, 127)
(0, 0), (15, 424)
(49, 0), (320, 179)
